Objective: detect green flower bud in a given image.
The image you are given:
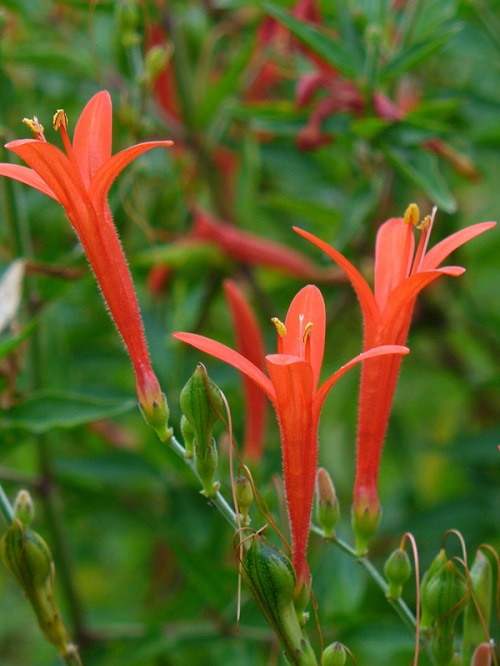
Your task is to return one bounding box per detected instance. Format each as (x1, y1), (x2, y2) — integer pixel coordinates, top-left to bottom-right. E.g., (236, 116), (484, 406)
(180, 364), (224, 497)
(242, 533), (317, 666)
(462, 550), (493, 663)
(384, 547), (412, 600)
(234, 476), (253, 521)
(471, 642), (493, 666)
(13, 489), (35, 526)
(429, 630), (456, 666)
(422, 559), (469, 635)
(0, 519), (76, 658)
(322, 642), (347, 666)
(180, 415), (195, 458)
(315, 468), (340, 537)
(143, 44), (171, 89)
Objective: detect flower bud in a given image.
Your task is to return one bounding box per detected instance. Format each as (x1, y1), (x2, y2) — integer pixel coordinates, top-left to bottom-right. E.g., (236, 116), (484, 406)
(234, 476), (253, 521)
(144, 44), (171, 89)
(471, 642), (493, 666)
(462, 550), (493, 663)
(322, 642), (347, 666)
(13, 489), (35, 526)
(384, 547), (412, 600)
(180, 364), (224, 497)
(315, 468), (340, 537)
(242, 533), (317, 665)
(0, 519), (75, 657)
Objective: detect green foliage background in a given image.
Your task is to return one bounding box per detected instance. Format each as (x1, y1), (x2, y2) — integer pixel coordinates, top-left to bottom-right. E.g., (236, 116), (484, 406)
(0, 1), (498, 664)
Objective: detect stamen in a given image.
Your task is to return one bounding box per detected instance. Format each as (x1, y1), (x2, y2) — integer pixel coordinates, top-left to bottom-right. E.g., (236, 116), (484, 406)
(22, 117), (46, 141)
(411, 207), (437, 274)
(271, 317), (287, 338)
(302, 322), (313, 364)
(400, 203), (417, 281)
(404, 203), (420, 227)
(302, 322), (313, 344)
(52, 109), (68, 131)
(271, 317), (287, 354)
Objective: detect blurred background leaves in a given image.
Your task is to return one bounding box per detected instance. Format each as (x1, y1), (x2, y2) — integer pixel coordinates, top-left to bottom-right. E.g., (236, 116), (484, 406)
(0, 0), (498, 664)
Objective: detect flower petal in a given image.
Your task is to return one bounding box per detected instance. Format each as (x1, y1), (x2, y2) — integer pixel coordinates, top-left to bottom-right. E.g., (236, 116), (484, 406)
(173, 332), (275, 403)
(6, 139), (92, 225)
(0, 161), (56, 199)
(266, 354), (317, 584)
(420, 221), (496, 271)
(72, 90), (113, 188)
(294, 226), (380, 340)
(382, 268), (464, 343)
(89, 140), (173, 204)
(315, 344), (409, 409)
(283, 284), (325, 389)
(374, 217), (414, 312)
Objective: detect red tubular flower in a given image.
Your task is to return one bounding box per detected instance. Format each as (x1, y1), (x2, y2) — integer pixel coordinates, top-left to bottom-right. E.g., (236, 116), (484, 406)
(174, 285), (408, 585)
(295, 207), (496, 548)
(223, 280), (267, 461)
(191, 208), (340, 282)
(0, 91), (173, 421)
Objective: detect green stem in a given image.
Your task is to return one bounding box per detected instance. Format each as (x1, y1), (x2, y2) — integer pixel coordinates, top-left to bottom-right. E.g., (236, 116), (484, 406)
(161, 431), (240, 530)
(0, 482), (15, 524)
(310, 525), (417, 633)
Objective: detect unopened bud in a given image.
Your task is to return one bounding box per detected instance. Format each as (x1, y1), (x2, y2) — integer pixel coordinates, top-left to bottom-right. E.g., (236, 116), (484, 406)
(384, 547), (412, 600)
(242, 533), (317, 665)
(13, 490), (35, 526)
(322, 642), (347, 666)
(462, 550), (493, 663)
(471, 642), (494, 666)
(143, 44), (171, 88)
(180, 364), (224, 497)
(315, 468), (340, 537)
(234, 476), (253, 520)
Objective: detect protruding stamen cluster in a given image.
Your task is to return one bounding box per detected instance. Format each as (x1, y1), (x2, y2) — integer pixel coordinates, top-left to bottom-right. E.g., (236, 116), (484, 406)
(404, 202), (420, 227)
(52, 109), (68, 132)
(271, 317), (287, 338)
(22, 117), (46, 141)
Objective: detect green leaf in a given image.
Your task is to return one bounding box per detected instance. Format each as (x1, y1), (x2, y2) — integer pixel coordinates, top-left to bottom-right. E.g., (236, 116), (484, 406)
(0, 319), (38, 361)
(262, 3), (361, 77)
(0, 392), (135, 434)
(381, 24), (462, 79)
(385, 147), (457, 213)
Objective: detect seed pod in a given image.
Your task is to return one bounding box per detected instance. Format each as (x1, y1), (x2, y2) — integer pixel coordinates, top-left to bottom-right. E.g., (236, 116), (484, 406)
(242, 534), (318, 666)
(180, 364), (224, 497)
(462, 550), (493, 663)
(234, 476), (254, 520)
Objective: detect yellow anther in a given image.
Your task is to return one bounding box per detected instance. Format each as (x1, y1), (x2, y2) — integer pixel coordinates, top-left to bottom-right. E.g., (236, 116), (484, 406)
(417, 214), (431, 231)
(271, 317), (287, 338)
(404, 203), (420, 227)
(302, 322), (313, 343)
(52, 109), (68, 131)
(22, 117), (45, 140)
